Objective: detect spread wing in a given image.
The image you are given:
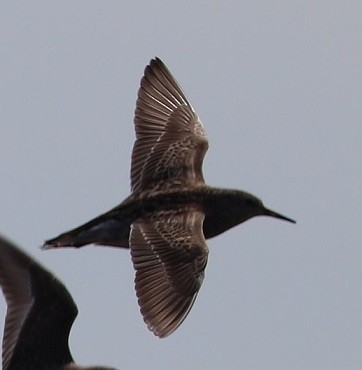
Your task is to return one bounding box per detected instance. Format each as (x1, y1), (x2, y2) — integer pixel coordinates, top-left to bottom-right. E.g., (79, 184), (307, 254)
(0, 235), (77, 369)
(130, 207), (208, 338)
(131, 57), (209, 193)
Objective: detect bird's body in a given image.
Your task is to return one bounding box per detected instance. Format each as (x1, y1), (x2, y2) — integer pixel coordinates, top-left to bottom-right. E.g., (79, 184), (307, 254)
(45, 186), (279, 249)
(0, 235), (118, 370)
(44, 58), (295, 338)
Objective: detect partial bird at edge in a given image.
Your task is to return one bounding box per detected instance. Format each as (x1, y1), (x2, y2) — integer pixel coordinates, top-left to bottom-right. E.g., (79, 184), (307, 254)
(0, 234), (118, 370)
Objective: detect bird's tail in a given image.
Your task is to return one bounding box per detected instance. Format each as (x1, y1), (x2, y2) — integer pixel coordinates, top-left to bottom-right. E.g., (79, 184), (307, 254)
(43, 218), (131, 250)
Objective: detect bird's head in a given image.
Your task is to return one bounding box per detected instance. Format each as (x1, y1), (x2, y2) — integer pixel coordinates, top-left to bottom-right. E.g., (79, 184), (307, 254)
(236, 192), (296, 224)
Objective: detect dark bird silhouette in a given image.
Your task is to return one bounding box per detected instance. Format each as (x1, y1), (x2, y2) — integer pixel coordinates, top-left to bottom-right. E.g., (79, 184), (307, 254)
(0, 234), (118, 370)
(44, 57), (295, 338)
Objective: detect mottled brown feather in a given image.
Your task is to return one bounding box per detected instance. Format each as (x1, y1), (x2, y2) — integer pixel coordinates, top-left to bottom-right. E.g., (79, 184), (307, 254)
(130, 207), (208, 337)
(131, 58), (209, 193)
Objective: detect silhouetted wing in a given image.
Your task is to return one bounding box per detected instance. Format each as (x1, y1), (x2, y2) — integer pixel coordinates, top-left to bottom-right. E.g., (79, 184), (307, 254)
(0, 235), (77, 370)
(130, 207), (208, 338)
(131, 58), (209, 193)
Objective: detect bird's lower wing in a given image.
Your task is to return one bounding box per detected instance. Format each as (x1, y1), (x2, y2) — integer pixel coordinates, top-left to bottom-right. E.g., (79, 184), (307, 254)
(130, 206), (208, 338)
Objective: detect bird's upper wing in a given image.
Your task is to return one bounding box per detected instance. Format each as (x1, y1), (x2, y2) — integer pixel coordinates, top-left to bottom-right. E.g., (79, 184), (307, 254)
(0, 235), (77, 369)
(130, 207), (208, 337)
(131, 58), (209, 193)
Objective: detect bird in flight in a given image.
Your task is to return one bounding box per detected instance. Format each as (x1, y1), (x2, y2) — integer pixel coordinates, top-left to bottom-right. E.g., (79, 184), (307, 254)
(44, 57), (295, 338)
(0, 234), (118, 370)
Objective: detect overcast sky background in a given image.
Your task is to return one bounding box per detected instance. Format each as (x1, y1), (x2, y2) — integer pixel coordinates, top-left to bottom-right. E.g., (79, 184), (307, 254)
(1, 2), (361, 369)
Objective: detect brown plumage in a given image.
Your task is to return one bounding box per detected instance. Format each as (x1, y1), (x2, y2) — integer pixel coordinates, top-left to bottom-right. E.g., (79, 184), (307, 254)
(44, 58), (295, 338)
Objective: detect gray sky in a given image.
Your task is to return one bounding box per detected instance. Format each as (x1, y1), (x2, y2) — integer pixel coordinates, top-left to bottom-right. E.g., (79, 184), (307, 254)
(1, 2), (361, 369)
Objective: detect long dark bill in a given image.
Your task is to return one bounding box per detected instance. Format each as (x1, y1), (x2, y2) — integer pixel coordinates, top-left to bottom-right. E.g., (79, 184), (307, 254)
(264, 208), (296, 224)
